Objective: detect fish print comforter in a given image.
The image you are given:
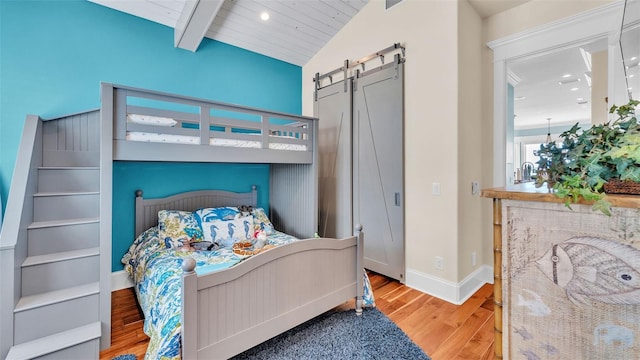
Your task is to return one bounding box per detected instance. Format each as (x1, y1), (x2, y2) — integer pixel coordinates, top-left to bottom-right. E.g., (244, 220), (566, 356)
(122, 226), (375, 360)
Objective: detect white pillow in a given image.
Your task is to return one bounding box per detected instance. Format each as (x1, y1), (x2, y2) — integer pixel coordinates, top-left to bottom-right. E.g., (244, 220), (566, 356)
(201, 216), (254, 247)
(127, 113), (177, 127)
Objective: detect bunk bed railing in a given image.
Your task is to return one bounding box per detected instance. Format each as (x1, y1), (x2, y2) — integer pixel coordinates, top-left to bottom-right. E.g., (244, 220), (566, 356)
(106, 83), (315, 164)
(0, 115), (42, 359)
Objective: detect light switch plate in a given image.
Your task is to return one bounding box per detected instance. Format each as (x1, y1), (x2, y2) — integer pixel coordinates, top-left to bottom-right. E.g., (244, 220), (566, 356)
(472, 181), (480, 195)
(432, 182), (441, 196)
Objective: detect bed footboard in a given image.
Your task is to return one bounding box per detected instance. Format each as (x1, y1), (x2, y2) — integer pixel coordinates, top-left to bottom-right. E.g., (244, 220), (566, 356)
(181, 226), (363, 359)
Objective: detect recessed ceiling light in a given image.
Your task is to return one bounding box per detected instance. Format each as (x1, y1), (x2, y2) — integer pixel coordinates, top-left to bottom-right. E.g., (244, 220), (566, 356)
(632, 57), (637, 61)
(515, 96), (526, 100)
(260, 12), (270, 21)
(562, 74), (572, 78)
(570, 87), (579, 91)
(558, 78), (580, 85)
(630, 74), (635, 78)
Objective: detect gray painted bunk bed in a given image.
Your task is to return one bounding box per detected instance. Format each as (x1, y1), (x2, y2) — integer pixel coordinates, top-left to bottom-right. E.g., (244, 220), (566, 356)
(0, 83), (363, 359)
(103, 84), (365, 358)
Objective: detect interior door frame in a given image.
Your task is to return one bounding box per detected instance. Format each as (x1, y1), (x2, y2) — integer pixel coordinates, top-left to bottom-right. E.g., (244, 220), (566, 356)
(488, 2), (624, 187)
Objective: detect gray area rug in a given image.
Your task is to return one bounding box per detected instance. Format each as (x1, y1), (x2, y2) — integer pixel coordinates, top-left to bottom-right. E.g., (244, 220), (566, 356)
(232, 307), (431, 359)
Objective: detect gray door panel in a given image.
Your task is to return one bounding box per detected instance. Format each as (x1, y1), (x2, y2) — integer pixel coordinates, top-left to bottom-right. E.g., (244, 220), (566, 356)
(314, 80), (353, 238)
(353, 62), (404, 281)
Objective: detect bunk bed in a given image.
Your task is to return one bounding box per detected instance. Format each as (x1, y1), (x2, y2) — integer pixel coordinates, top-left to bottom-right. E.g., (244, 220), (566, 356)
(100, 83), (369, 359)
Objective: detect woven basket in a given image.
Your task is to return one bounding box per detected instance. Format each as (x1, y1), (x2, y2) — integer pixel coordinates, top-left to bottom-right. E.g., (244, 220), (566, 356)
(603, 178), (640, 195)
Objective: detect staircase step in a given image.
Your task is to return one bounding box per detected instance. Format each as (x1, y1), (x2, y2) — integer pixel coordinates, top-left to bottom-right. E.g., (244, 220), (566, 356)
(15, 282), (99, 313)
(14, 289), (99, 344)
(38, 167), (99, 193)
(33, 191), (99, 197)
(6, 322), (101, 360)
(22, 247), (99, 267)
(33, 192), (99, 222)
(38, 166), (100, 170)
(28, 219), (99, 256)
(28, 217), (99, 229)
(21, 248), (100, 297)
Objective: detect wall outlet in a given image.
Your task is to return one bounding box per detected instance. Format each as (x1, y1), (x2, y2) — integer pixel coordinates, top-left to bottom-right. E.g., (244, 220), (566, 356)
(432, 182), (441, 196)
(472, 181), (480, 195)
(471, 251), (477, 266)
(434, 256), (444, 270)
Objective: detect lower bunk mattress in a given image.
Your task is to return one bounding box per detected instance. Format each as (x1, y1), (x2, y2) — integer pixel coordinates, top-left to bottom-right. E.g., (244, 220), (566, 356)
(122, 227), (375, 360)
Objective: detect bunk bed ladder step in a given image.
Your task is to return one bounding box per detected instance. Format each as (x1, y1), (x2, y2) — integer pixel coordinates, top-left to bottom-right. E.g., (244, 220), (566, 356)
(37, 167), (99, 192)
(13, 283), (100, 344)
(27, 218), (100, 256)
(5, 322), (101, 360)
(32, 191), (99, 222)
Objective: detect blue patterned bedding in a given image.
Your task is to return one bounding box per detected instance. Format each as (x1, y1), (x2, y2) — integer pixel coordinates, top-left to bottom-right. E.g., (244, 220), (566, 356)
(122, 226), (375, 360)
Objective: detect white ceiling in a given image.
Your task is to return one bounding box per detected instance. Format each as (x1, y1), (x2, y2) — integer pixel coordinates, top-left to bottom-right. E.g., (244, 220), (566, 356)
(89, 0), (531, 67)
(467, 0), (531, 18)
(90, 0), (369, 66)
(508, 41), (605, 131)
(510, 25), (640, 132)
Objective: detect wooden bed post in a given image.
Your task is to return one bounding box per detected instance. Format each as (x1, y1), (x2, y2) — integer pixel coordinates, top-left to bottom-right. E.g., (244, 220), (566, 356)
(181, 257), (198, 359)
(493, 199), (503, 359)
(355, 224), (364, 315)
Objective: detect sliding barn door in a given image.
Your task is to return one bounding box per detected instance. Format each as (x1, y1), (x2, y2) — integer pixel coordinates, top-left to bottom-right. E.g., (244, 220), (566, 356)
(314, 80), (353, 238)
(353, 61), (404, 282)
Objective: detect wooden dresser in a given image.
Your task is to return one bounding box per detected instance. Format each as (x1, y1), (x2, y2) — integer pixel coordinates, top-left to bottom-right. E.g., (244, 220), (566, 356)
(482, 183), (640, 359)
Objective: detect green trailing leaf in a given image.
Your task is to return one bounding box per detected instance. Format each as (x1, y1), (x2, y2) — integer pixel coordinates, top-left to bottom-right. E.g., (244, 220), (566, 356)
(592, 199), (612, 216)
(621, 166), (640, 182)
(534, 99), (639, 216)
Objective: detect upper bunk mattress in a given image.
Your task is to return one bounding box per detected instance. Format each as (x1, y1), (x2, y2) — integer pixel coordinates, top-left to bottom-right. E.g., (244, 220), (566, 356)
(126, 131), (308, 151)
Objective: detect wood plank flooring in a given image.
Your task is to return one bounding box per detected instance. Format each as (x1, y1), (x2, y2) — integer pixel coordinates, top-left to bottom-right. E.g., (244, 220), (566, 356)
(100, 272), (494, 360)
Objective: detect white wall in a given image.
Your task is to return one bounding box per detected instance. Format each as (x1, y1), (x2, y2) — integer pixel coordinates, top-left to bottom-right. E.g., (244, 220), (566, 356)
(457, 0), (486, 284)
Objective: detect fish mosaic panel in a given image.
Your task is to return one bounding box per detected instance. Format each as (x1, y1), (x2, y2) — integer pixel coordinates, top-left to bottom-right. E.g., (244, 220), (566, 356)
(502, 200), (640, 360)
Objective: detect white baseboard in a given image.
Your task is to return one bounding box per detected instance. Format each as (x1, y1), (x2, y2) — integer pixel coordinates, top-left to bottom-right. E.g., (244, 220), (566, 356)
(111, 270), (134, 291)
(405, 265), (493, 305)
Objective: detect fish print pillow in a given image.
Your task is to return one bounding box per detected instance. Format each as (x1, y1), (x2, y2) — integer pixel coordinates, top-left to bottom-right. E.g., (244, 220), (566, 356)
(194, 207), (240, 225)
(250, 208), (275, 235)
(157, 210), (204, 249)
(201, 216), (254, 248)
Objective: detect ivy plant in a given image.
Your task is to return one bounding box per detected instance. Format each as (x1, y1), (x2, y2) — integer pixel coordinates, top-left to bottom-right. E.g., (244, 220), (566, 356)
(534, 99), (640, 215)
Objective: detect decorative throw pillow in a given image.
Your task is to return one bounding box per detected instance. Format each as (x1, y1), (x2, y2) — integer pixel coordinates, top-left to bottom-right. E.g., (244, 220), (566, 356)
(157, 210), (204, 249)
(194, 206), (240, 225)
(200, 216), (254, 247)
(251, 208), (275, 235)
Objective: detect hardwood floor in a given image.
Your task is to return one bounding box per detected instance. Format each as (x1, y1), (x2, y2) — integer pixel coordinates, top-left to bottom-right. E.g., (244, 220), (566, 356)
(100, 272), (494, 360)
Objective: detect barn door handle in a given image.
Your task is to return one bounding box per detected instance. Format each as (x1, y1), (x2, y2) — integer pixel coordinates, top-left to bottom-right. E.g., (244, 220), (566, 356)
(394, 192), (401, 206)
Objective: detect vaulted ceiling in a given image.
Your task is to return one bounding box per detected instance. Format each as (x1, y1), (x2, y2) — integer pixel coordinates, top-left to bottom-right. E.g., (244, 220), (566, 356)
(89, 0), (369, 66)
(89, 0), (529, 67)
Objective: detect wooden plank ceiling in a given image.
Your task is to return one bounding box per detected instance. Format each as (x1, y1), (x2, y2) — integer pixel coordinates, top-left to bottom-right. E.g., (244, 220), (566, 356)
(89, 0), (368, 66)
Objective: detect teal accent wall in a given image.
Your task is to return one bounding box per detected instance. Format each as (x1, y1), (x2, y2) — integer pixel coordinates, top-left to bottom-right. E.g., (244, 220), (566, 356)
(113, 162), (270, 271)
(0, 1), (302, 271)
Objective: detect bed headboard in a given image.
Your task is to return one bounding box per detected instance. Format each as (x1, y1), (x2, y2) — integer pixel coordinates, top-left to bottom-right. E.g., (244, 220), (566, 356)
(134, 185), (258, 237)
